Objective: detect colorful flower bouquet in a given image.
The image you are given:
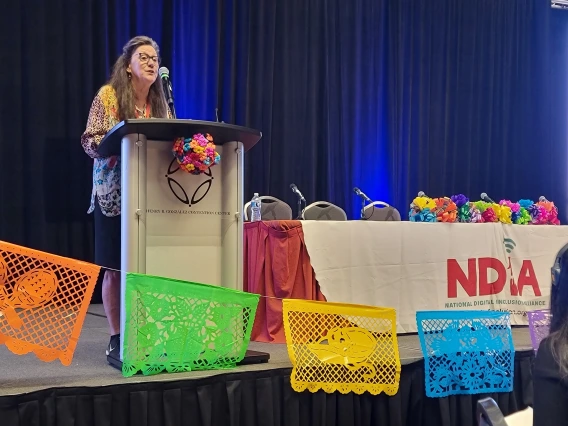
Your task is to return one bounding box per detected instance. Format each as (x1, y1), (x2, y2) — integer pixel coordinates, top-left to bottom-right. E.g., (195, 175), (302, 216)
(408, 196), (436, 222)
(409, 194), (560, 225)
(432, 197), (457, 223)
(172, 133), (220, 175)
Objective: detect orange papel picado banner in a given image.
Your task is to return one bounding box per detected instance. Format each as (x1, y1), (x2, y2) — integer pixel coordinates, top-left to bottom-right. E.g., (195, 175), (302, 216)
(282, 299), (401, 395)
(0, 241), (100, 365)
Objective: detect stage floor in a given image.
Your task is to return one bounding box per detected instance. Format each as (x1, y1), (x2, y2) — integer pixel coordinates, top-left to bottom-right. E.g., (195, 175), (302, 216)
(0, 304), (534, 397)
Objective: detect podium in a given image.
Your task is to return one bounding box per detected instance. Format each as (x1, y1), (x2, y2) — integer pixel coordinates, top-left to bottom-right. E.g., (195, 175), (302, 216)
(98, 119), (263, 364)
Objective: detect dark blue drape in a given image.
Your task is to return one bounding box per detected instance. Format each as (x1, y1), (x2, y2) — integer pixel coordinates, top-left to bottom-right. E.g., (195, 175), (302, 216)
(386, 0), (564, 217)
(0, 0), (567, 274)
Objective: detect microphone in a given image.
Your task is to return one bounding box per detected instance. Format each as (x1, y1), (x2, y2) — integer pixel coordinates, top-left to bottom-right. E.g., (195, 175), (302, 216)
(353, 187), (372, 203)
(417, 191), (428, 198)
(539, 196), (549, 202)
(159, 66), (176, 118)
(480, 192), (496, 204)
(215, 108), (220, 122)
(290, 184), (306, 202)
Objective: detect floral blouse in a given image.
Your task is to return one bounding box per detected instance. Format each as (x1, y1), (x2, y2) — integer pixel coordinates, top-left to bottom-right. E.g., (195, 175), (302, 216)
(81, 85), (152, 217)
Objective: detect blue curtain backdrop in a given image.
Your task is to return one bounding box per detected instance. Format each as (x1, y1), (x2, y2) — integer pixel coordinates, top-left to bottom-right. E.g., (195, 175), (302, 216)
(0, 0), (567, 298)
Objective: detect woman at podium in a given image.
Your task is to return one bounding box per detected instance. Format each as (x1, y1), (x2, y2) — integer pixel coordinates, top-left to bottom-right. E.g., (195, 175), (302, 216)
(80, 36), (171, 359)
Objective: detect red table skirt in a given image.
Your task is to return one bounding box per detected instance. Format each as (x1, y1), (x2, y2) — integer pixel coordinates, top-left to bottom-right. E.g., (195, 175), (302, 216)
(244, 220), (326, 343)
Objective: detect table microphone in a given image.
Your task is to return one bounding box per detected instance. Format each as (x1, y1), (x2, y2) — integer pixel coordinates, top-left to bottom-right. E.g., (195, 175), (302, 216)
(417, 191), (428, 198)
(480, 192), (496, 204)
(539, 196), (549, 202)
(353, 187), (372, 202)
(159, 66), (176, 119)
(290, 184), (306, 202)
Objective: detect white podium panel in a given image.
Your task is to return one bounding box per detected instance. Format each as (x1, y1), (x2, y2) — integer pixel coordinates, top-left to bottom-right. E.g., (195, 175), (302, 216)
(119, 134), (244, 358)
(146, 140), (223, 285)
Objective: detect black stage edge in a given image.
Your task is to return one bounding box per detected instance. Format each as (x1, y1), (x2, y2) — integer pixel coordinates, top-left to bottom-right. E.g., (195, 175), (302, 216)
(106, 350), (270, 371)
(0, 350), (533, 426)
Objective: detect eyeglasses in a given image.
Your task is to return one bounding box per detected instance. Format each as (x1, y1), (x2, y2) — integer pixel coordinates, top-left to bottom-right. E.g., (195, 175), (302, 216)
(136, 53), (160, 64)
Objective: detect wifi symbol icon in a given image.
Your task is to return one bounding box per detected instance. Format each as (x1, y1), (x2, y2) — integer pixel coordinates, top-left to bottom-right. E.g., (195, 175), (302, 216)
(504, 238), (516, 253)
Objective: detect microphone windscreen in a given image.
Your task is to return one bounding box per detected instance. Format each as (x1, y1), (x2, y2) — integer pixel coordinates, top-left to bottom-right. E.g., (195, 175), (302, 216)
(480, 192), (487, 200)
(159, 67), (170, 78)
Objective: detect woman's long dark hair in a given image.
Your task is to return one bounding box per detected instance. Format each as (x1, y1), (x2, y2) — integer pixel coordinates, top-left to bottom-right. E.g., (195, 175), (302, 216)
(109, 36), (168, 120)
(549, 245), (568, 375)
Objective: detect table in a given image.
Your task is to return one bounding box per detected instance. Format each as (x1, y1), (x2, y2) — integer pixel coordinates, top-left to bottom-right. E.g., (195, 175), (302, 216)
(244, 221), (568, 338)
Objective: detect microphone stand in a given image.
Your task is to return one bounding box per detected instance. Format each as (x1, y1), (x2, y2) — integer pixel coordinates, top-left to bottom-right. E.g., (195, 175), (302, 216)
(168, 102), (177, 119)
(296, 197), (303, 220)
(162, 78), (176, 119)
(360, 198), (367, 220)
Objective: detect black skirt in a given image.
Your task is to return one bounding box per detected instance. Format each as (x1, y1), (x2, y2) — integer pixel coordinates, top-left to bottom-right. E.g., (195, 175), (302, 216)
(93, 201), (121, 270)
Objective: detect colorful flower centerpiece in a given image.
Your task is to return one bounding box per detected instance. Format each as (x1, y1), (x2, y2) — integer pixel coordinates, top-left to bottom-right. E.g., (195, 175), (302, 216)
(410, 194), (560, 225)
(172, 133), (220, 175)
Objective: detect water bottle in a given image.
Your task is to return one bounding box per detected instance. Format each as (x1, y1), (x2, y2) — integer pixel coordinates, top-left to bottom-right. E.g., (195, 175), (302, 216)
(250, 193), (262, 222)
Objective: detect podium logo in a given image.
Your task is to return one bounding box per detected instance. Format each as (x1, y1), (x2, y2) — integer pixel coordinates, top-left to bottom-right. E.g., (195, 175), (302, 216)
(165, 159), (213, 206)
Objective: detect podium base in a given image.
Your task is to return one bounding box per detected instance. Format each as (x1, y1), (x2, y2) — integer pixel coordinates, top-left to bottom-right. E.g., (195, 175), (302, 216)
(107, 350), (270, 372)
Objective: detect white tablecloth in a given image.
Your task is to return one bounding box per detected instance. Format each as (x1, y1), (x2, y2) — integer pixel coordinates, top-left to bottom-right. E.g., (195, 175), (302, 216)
(301, 221), (568, 333)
